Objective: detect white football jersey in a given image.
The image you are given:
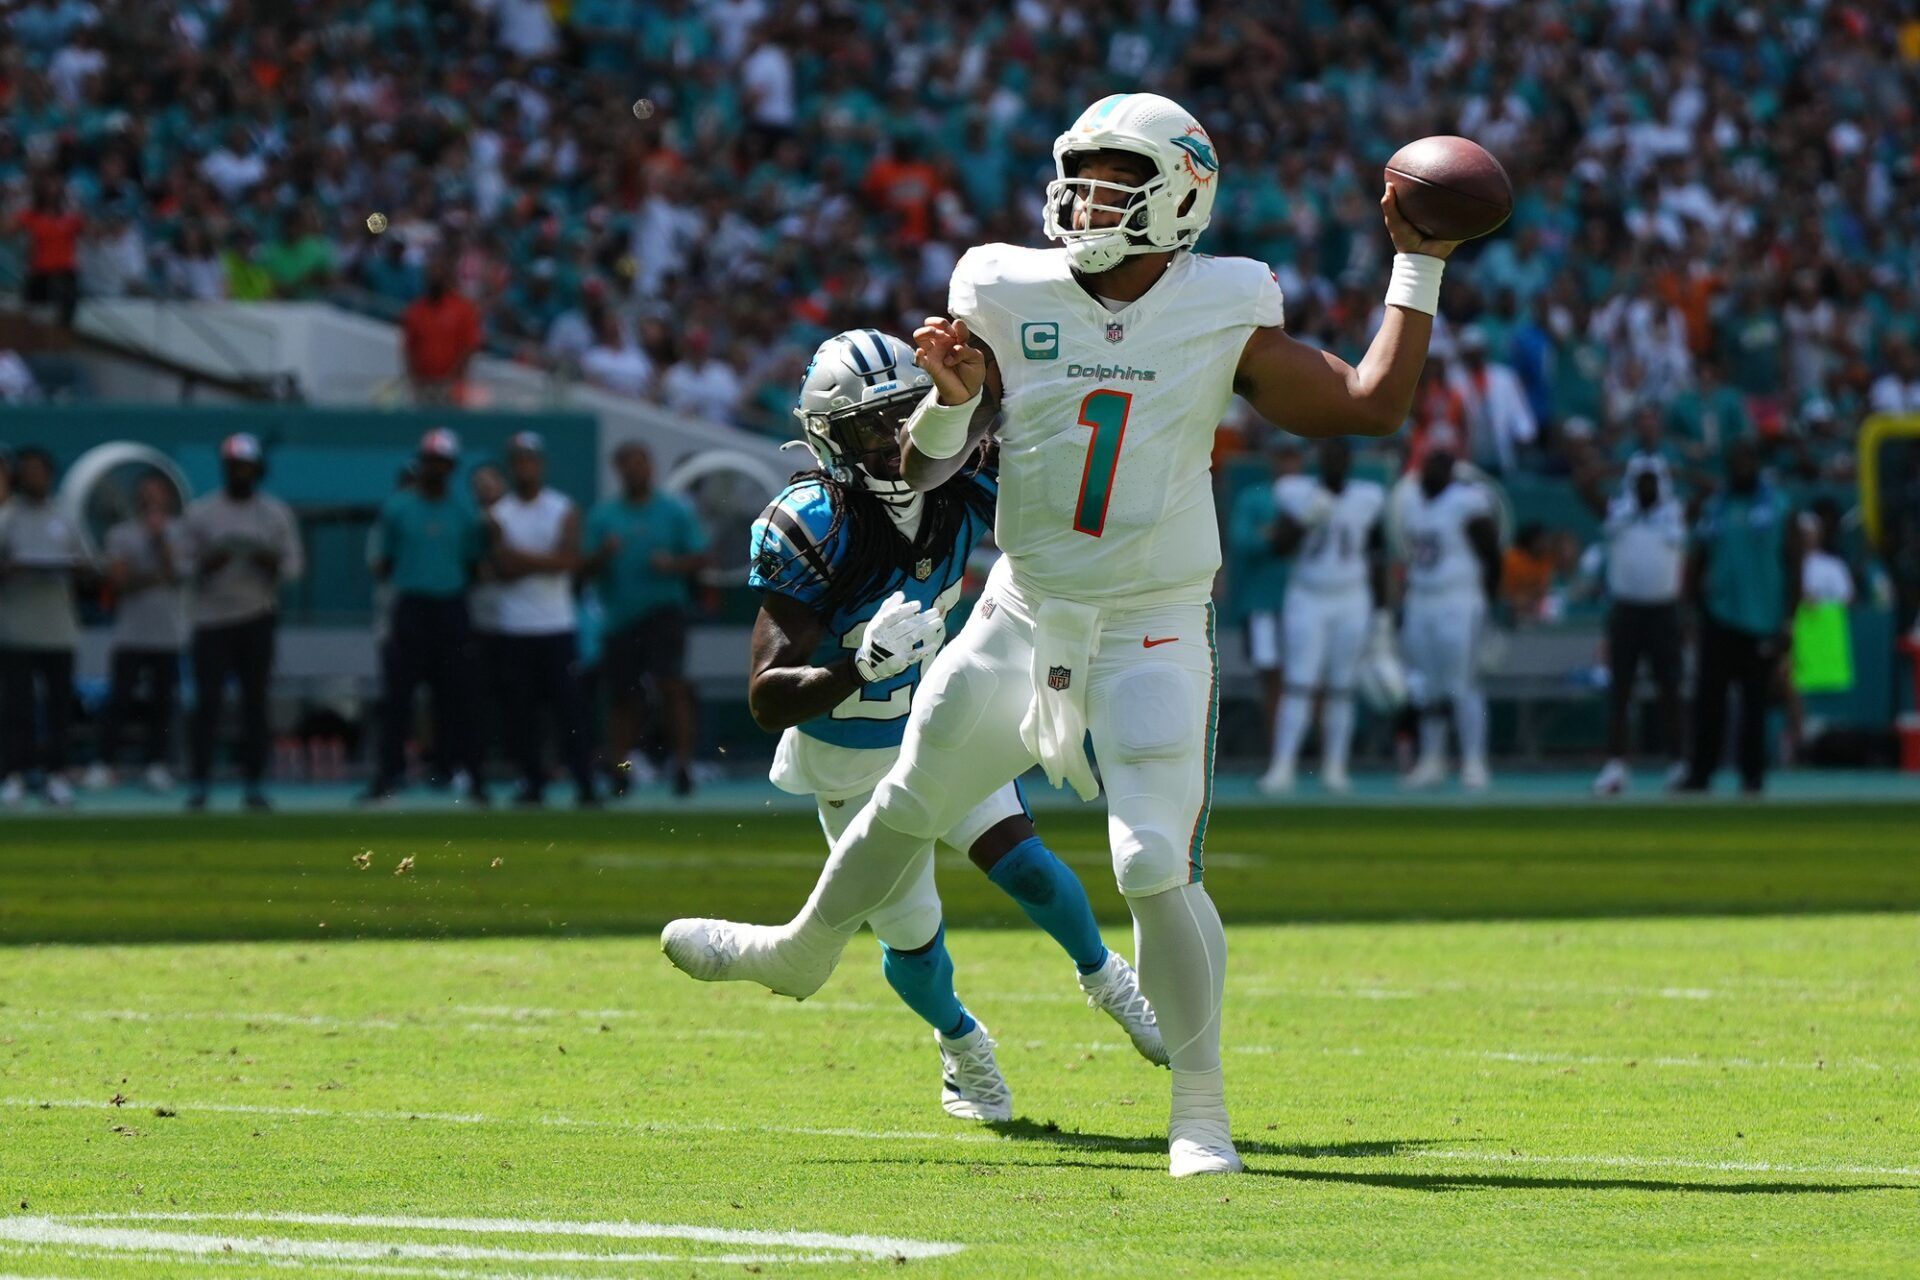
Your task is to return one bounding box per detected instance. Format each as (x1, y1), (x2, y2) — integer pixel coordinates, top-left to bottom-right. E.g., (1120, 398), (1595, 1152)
(950, 244), (1283, 605)
(1275, 476), (1383, 594)
(1398, 480), (1493, 597)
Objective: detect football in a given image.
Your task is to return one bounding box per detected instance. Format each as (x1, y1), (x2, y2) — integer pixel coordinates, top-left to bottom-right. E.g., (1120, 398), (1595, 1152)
(1385, 135), (1513, 241)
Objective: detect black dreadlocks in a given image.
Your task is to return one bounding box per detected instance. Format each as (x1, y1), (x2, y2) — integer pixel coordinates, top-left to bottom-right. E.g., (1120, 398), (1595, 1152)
(770, 456), (995, 621)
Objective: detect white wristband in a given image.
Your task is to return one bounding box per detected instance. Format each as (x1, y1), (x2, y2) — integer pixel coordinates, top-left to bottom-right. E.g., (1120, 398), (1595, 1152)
(902, 387), (980, 460)
(1385, 252), (1445, 315)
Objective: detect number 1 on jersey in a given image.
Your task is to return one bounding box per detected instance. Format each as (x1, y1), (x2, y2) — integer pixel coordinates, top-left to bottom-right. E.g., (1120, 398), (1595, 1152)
(1073, 388), (1132, 537)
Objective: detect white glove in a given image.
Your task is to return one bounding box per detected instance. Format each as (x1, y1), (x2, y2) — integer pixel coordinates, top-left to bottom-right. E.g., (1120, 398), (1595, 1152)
(854, 591), (944, 684)
(1367, 608), (1396, 656)
(1299, 490), (1335, 527)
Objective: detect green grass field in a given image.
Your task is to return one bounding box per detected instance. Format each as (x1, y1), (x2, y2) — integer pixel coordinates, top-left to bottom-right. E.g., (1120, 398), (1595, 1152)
(3, 803), (1918, 1277)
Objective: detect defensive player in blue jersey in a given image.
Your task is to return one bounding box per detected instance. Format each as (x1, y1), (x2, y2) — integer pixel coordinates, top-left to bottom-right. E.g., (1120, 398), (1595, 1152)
(670, 328), (1164, 1120)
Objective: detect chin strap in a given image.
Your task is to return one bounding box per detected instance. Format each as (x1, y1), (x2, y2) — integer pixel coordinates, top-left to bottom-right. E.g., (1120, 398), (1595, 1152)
(859, 472), (923, 537)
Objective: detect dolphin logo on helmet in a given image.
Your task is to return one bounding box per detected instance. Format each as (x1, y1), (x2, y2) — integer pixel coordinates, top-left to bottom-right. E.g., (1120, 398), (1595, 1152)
(1043, 93), (1221, 274)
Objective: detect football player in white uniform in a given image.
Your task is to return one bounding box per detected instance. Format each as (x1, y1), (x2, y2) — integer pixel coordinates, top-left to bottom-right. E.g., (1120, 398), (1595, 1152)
(664, 92), (1464, 1176)
(745, 329), (1167, 1123)
(1395, 449), (1502, 790)
(1259, 439), (1386, 794)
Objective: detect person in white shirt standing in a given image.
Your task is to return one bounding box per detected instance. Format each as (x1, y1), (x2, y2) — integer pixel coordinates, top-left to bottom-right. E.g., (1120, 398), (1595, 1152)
(1580, 457), (1689, 795)
(660, 329), (744, 423)
(0, 446), (92, 808)
(1260, 438), (1385, 794)
(180, 433), (304, 812)
(1447, 325), (1536, 474)
(91, 472), (189, 793)
(487, 432), (598, 808)
(1396, 449), (1501, 790)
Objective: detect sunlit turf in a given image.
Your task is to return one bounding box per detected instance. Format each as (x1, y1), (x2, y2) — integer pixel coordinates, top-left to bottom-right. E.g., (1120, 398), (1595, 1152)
(2, 804), (1917, 1276)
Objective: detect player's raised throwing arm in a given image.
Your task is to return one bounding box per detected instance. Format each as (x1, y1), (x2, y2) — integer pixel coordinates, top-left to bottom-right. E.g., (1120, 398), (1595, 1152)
(1235, 187), (1461, 439)
(900, 317), (999, 491)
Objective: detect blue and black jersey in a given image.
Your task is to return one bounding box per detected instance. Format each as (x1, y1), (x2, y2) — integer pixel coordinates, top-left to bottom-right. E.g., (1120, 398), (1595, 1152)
(748, 472), (998, 750)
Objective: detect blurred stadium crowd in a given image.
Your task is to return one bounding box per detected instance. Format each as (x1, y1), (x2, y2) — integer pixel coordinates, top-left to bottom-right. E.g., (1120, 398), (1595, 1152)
(5, 0), (1920, 456)
(1, 0), (1917, 804)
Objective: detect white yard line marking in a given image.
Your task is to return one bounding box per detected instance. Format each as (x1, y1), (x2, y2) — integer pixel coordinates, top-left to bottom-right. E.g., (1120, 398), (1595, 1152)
(93, 1213), (964, 1260)
(4, 1096), (1000, 1144)
(9, 1097), (1917, 1181)
(8, 1097), (492, 1125)
(0, 1008), (766, 1041)
(1226, 1044), (1902, 1072)
(1405, 1150), (1920, 1179)
(10, 1249), (603, 1280)
(0, 1219), (804, 1266)
(0, 1213), (964, 1266)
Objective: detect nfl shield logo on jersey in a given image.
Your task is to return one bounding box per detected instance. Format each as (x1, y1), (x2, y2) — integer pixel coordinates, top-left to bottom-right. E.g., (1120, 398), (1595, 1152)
(1047, 665), (1072, 691)
(979, 597), (997, 618)
(914, 557), (933, 580)
(1105, 320), (1124, 344)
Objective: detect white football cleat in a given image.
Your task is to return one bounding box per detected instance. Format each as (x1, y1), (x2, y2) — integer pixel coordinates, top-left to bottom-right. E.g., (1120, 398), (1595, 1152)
(143, 763), (176, 793)
(1461, 758), (1491, 791)
(1400, 755), (1447, 789)
(1255, 763), (1295, 795)
(1663, 760), (1689, 792)
(45, 775), (76, 809)
(82, 763), (115, 791)
(937, 1021), (1012, 1122)
(1592, 758), (1629, 797)
(1168, 1080), (1242, 1177)
(660, 918), (839, 999)
(1321, 761), (1352, 794)
(1078, 951), (1168, 1067)
(1, 774), (25, 808)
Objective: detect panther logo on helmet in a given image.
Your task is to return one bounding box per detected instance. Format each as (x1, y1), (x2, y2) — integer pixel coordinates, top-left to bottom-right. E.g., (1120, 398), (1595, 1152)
(791, 329), (931, 512)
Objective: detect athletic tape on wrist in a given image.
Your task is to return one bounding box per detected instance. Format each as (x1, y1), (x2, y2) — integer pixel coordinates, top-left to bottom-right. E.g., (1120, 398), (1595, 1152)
(1385, 252), (1445, 316)
(903, 387), (979, 460)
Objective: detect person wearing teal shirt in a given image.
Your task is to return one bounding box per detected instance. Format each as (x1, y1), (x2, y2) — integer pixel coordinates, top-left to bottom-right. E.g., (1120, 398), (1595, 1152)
(1680, 441), (1803, 796)
(1664, 355), (1751, 458)
(363, 428), (488, 805)
(583, 443), (711, 796)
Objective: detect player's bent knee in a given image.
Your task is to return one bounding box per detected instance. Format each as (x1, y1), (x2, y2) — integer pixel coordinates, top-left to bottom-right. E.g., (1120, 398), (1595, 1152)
(1107, 666), (1196, 763)
(868, 897), (943, 952)
(1111, 821), (1189, 897)
(871, 771), (950, 842)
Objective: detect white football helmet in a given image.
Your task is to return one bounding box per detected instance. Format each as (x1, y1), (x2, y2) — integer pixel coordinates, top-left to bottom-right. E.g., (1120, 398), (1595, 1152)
(1044, 92), (1220, 273)
(792, 328), (929, 509)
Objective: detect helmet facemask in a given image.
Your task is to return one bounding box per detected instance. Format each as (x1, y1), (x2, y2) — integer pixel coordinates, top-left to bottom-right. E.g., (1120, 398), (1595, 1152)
(798, 387), (922, 512)
(1043, 152), (1166, 274)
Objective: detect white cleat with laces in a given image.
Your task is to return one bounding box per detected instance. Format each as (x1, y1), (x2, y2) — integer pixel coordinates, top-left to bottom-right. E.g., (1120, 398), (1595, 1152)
(1078, 951), (1168, 1066)
(660, 918), (841, 1000)
(937, 1021), (1012, 1122)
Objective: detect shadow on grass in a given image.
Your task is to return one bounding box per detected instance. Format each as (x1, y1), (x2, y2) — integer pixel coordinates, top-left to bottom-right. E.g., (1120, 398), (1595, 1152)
(834, 1124), (1920, 1195)
(984, 1117), (1439, 1161)
(817, 1152), (1913, 1196)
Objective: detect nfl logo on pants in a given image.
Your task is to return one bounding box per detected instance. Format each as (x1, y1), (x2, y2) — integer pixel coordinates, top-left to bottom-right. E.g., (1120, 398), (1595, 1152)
(1048, 665), (1072, 691)
(1105, 320), (1124, 344)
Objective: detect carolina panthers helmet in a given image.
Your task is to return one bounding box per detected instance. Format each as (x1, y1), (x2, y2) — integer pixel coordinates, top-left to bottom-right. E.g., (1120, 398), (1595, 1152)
(1044, 93), (1220, 273)
(793, 328), (930, 507)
